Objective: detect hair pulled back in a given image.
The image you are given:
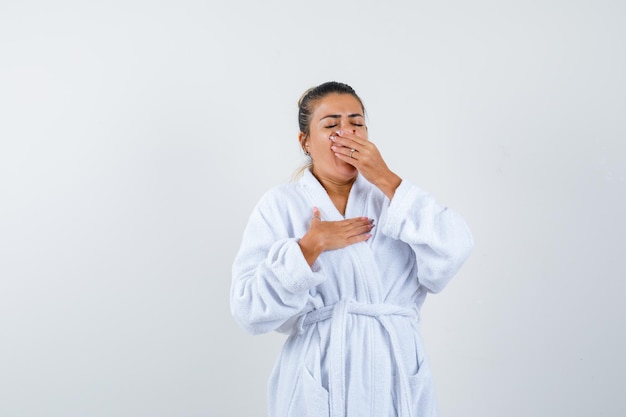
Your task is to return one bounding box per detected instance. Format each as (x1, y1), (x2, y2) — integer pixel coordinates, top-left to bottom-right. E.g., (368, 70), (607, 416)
(293, 81), (365, 179)
(297, 81), (365, 137)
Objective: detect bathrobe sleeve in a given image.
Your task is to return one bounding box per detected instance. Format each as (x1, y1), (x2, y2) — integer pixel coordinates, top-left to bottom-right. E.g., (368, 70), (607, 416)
(231, 191), (326, 335)
(379, 180), (474, 294)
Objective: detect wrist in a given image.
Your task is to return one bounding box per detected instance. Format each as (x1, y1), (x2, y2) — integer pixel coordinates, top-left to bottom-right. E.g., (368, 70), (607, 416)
(298, 233), (324, 266)
(376, 171), (402, 200)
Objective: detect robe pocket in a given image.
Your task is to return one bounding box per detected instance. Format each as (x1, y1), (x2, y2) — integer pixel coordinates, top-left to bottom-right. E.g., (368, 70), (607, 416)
(285, 366), (329, 417)
(393, 362), (437, 417)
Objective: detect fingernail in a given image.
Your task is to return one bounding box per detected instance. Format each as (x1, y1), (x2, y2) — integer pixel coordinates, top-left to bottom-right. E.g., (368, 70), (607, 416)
(329, 135), (336, 141)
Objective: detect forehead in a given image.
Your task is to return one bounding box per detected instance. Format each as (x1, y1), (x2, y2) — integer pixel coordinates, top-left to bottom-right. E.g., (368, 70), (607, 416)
(312, 93), (364, 119)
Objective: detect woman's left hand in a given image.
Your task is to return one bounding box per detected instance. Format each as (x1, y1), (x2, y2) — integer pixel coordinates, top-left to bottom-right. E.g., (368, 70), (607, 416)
(330, 130), (402, 199)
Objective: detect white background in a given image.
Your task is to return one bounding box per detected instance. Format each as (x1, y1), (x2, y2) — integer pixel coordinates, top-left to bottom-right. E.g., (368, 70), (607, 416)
(1, 1), (624, 416)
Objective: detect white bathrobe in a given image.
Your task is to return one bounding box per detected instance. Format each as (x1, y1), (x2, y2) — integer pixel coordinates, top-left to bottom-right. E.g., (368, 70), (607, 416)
(231, 169), (474, 417)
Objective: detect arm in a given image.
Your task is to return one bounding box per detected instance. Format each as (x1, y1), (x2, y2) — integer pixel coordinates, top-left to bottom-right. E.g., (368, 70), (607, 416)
(379, 180), (474, 293)
(230, 201), (326, 335)
(231, 200), (374, 335)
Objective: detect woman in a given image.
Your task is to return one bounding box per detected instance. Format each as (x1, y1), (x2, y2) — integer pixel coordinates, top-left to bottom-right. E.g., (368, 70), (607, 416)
(231, 81), (473, 417)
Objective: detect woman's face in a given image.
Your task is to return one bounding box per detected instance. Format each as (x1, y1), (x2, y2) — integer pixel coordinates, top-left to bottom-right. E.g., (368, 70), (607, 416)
(301, 93), (367, 184)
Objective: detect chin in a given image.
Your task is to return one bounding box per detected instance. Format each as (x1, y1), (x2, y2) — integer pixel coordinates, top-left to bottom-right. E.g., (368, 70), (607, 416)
(312, 160), (358, 183)
(335, 163), (358, 179)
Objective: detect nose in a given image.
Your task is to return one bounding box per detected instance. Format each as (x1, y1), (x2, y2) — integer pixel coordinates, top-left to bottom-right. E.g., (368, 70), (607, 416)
(336, 120), (356, 135)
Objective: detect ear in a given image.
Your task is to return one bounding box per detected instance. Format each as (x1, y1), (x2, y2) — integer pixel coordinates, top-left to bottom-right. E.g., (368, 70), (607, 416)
(298, 132), (310, 154)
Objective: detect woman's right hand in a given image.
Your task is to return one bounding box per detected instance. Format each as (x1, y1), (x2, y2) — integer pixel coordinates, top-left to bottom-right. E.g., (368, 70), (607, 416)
(298, 207), (374, 266)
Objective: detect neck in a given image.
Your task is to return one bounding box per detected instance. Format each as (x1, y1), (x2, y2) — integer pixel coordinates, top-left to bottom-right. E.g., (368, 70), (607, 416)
(311, 170), (356, 216)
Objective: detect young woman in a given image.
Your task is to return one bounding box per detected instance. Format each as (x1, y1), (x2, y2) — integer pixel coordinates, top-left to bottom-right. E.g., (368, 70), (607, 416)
(231, 81), (473, 417)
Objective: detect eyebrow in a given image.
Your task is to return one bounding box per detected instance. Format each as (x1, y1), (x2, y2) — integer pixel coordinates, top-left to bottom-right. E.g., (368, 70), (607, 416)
(320, 113), (364, 121)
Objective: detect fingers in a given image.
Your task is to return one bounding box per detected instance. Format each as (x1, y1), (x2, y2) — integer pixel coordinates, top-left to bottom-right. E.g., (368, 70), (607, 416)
(332, 145), (360, 162)
(332, 129), (367, 142)
(336, 217), (375, 238)
(329, 132), (367, 150)
(347, 232), (372, 245)
(329, 131), (376, 164)
(345, 216), (374, 228)
(299, 213), (373, 265)
(330, 139), (362, 162)
(344, 218), (374, 242)
(320, 216), (372, 231)
(309, 213), (374, 247)
(312, 206), (322, 221)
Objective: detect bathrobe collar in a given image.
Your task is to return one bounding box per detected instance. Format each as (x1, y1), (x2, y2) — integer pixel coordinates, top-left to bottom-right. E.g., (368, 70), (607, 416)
(300, 169), (373, 221)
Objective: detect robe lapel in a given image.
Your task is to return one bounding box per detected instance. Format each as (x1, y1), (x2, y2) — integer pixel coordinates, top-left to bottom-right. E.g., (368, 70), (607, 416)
(344, 173), (370, 220)
(299, 170), (384, 303)
(299, 169), (345, 221)
(300, 170), (372, 220)
(345, 174), (384, 303)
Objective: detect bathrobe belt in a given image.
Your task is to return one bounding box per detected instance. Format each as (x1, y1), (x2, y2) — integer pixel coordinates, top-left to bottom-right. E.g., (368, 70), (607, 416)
(298, 299), (420, 417)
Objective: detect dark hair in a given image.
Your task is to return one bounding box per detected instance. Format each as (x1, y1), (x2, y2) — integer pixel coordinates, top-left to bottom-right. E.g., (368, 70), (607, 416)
(297, 81), (365, 137)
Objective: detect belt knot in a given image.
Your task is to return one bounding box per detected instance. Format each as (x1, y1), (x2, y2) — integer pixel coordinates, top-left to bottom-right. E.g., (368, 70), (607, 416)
(295, 299), (419, 417)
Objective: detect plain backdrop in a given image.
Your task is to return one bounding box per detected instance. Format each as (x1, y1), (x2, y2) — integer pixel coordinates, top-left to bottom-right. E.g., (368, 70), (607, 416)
(1, 1), (624, 416)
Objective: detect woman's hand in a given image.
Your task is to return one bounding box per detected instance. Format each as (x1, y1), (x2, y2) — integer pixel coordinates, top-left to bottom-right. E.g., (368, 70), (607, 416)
(330, 130), (402, 199)
(298, 207), (374, 266)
